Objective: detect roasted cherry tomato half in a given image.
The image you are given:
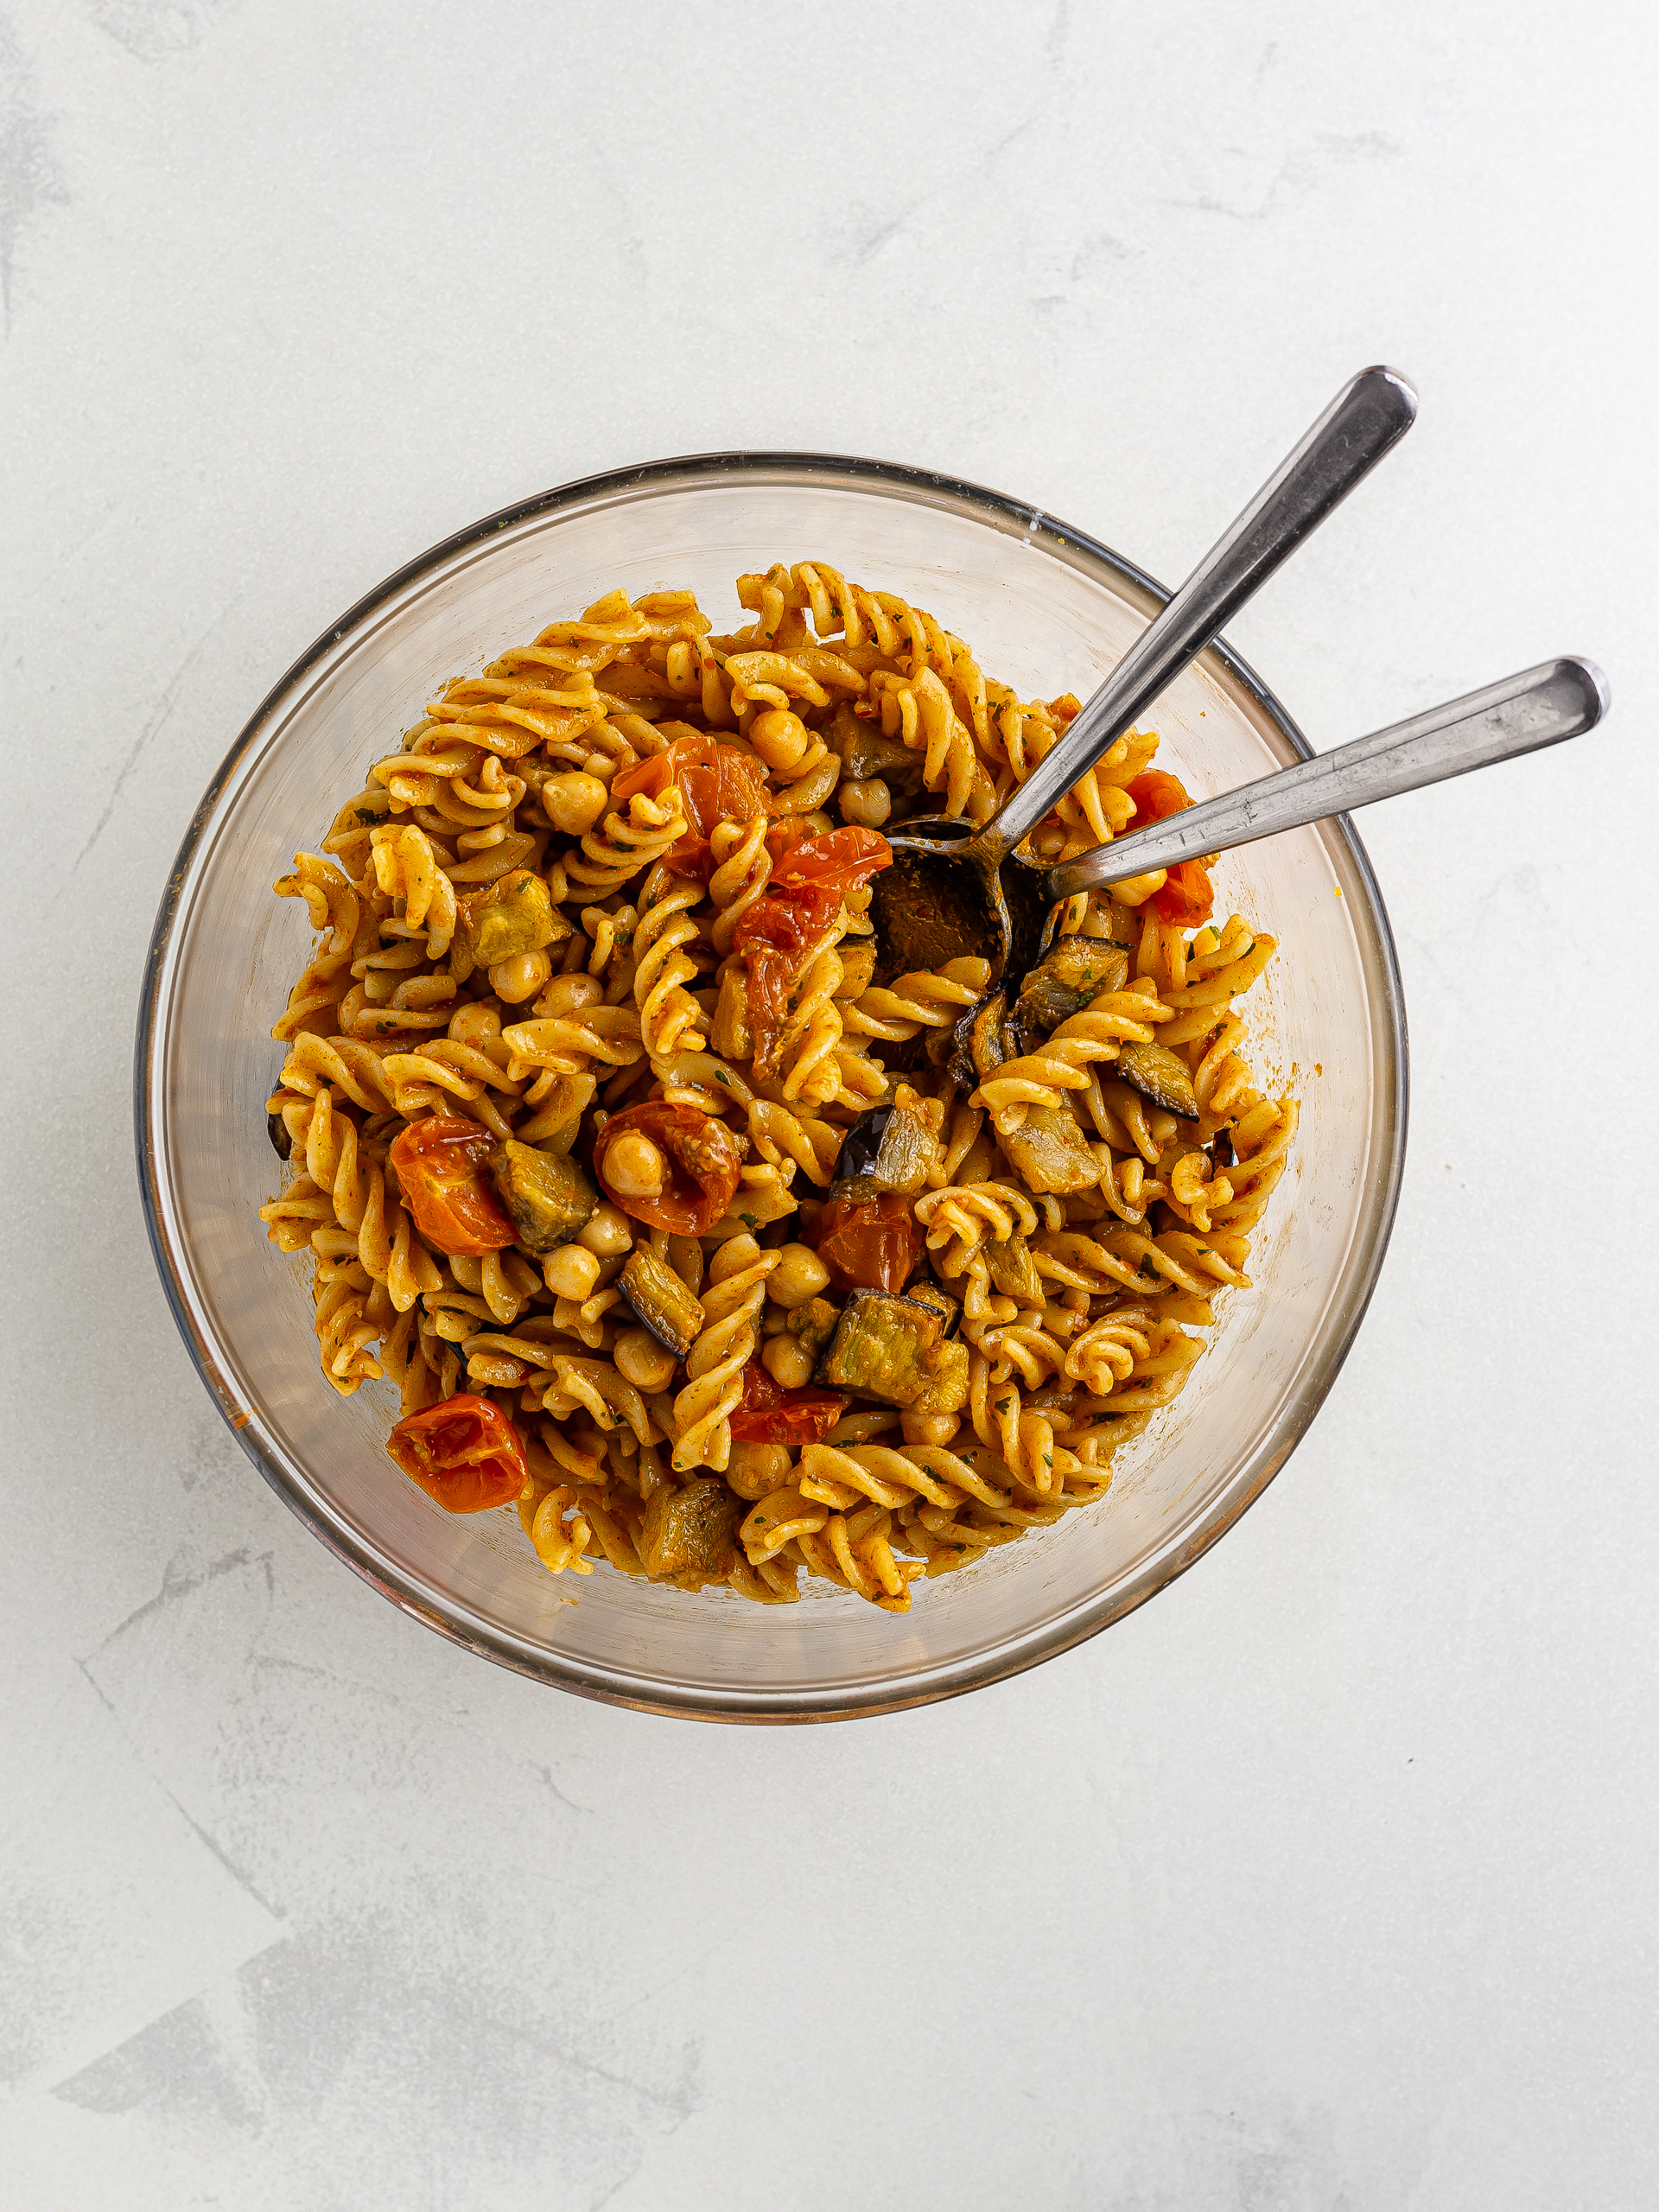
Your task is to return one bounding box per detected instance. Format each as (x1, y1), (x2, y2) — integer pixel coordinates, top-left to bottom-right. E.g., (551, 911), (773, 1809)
(612, 733), (770, 881)
(1122, 770), (1215, 926)
(388, 1116), (516, 1257)
(592, 1101), (742, 1236)
(728, 1361), (848, 1446)
(770, 824), (892, 899)
(387, 1393), (528, 1513)
(812, 1191), (923, 1294)
(734, 828), (892, 1069)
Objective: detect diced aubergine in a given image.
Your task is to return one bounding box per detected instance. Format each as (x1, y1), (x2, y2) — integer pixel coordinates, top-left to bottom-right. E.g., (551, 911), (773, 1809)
(816, 1288), (943, 1406)
(1116, 1040), (1200, 1120)
(619, 1245), (704, 1357)
(835, 1088), (938, 1195)
(823, 699), (925, 787)
(910, 1336), (969, 1417)
(997, 1103), (1101, 1195)
(903, 1279), (961, 1338)
(981, 1230), (1043, 1304)
(949, 988), (1014, 1093)
(637, 1478), (744, 1587)
(491, 1138), (599, 1252)
(785, 1295), (843, 1359)
(1012, 937), (1131, 1039)
(459, 868), (569, 968)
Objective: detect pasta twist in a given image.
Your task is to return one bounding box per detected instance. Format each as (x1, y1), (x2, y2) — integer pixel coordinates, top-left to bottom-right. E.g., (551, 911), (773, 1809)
(564, 788), (687, 896)
(971, 983), (1173, 1133)
(843, 957), (990, 1043)
(367, 823), (458, 958)
(707, 816), (771, 954)
(632, 864), (707, 1061)
(671, 1236), (780, 1473)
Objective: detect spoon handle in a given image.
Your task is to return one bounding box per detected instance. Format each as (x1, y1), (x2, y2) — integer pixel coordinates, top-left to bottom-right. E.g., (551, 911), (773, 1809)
(976, 365), (1418, 866)
(1039, 657), (1611, 905)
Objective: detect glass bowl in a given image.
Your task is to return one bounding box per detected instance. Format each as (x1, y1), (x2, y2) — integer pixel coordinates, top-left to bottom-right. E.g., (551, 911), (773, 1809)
(135, 454), (1406, 1722)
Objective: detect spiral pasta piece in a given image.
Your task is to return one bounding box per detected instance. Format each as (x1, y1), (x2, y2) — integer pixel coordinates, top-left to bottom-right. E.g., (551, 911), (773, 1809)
(671, 1236), (780, 1474)
(564, 788), (687, 896)
(632, 865), (707, 1061)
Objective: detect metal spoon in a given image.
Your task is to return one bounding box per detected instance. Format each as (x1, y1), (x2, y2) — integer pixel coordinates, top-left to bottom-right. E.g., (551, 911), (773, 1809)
(1031, 655), (1609, 925)
(869, 364), (1418, 983)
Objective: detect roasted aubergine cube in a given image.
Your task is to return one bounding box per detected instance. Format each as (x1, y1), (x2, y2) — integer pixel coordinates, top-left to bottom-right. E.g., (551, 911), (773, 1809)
(1011, 936), (1131, 1039)
(835, 1084), (941, 1195)
(997, 1103), (1101, 1195)
(981, 1229), (1043, 1305)
(784, 1294), (843, 1360)
(823, 699), (925, 787)
(637, 1478), (743, 1586)
(902, 1278), (961, 1338)
(490, 1138), (599, 1252)
(816, 1288), (943, 1406)
(459, 868), (567, 968)
(619, 1245), (704, 1357)
(910, 1336), (969, 1418)
(1116, 1039), (1199, 1120)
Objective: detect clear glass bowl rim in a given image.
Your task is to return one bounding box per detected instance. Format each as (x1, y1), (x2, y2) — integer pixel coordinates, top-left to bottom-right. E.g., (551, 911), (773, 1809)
(133, 449), (1409, 1723)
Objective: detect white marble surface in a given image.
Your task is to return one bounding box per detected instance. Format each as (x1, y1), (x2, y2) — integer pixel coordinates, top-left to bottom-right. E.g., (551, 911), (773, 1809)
(3, 3), (1656, 2204)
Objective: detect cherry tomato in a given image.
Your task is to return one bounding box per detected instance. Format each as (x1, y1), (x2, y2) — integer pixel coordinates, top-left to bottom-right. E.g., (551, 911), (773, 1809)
(592, 1101), (742, 1235)
(770, 825), (892, 897)
(612, 733), (770, 881)
(729, 1360), (848, 1446)
(812, 1192), (923, 1293)
(387, 1393), (528, 1513)
(1122, 770), (1215, 926)
(388, 1116), (516, 1257)
(734, 829), (892, 1069)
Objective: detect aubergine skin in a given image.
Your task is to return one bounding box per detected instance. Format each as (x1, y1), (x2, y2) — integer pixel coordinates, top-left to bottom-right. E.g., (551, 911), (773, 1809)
(1116, 1040), (1201, 1120)
(491, 1139), (599, 1253)
(638, 1478), (743, 1586)
(816, 1289), (943, 1406)
(619, 1245), (704, 1357)
(997, 1104), (1101, 1196)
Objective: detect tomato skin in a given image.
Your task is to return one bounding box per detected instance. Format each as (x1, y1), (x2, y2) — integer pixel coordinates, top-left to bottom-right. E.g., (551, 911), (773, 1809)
(734, 829), (892, 1068)
(1123, 769), (1192, 824)
(388, 1393), (528, 1513)
(388, 1117), (517, 1256)
(813, 1192), (923, 1293)
(770, 825), (892, 895)
(728, 1361), (847, 1446)
(592, 1100), (742, 1235)
(1122, 770), (1215, 925)
(612, 734), (770, 880)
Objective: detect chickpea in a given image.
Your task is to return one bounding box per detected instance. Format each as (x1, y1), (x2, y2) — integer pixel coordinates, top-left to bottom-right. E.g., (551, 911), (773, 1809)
(575, 1199), (634, 1256)
(603, 1131), (664, 1200)
(747, 707), (811, 774)
(761, 1335), (817, 1391)
(613, 1327), (677, 1392)
(725, 1440), (794, 1502)
(446, 1002), (501, 1048)
(489, 947), (552, 1004)
(839, 776), (891, 829)
(542, 771), (609, 835)
(531, 970), (602, 1019)
(766, 1242), (830, 1310)
(543, 1243), (601, 1300)
(902, 1408), (961, 1448)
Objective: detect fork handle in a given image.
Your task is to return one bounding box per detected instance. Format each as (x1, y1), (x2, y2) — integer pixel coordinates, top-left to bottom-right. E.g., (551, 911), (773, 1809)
(973, 364), (1419, 866)
(1039, 657), (1611, 906)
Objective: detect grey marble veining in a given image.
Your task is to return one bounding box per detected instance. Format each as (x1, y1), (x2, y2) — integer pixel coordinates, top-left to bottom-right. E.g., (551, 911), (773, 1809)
(2, 3), (1655, 2206)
